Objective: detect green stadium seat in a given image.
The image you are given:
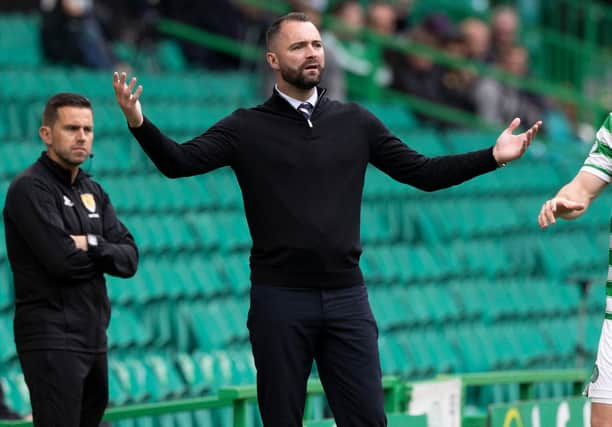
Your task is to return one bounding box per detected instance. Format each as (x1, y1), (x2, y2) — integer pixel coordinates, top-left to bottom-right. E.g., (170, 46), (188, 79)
(110, 358), (151, 403)
(218, 253), (250, 296)
(412, 329), (459, 374)
(108, 361), (132, 406)
(446, 324), (492, 372)
(156, 40), (188, 72)
(145, 353), (188, 400)
(217, 213), (251, 252)
(0, 142), (38, 179)
(397, 201), (418, 243)
(369, 287), (410, 330)
(180, 302), (227, 351)
(363, 165), (420, 201)
(124, 214), (199, 254)
(377, 335), (410, 376)
(304, 413), (427, 427)
(396, 333), (435, 378)
(187, 212), (222, 251)
(2, 369), (30, 416)
(585, 313), (604, 358)
(444, 130), (499, 153)
(187, 257), (227, 298)
(361, 203), (401, 245)
(0, 315), (16, 364)
(140, 302), (174, 350)
(448, 280), (482, 321)
(361, 101), (417, 134)
(420, 284), (462, 324)
(586, 282), (605, 314)
(175, 352), (212, 397)
(400, 129), (448, 157)
(0, 263), (14, 311)
(108, 307), (153, 350)
(112, 355), (186, 404)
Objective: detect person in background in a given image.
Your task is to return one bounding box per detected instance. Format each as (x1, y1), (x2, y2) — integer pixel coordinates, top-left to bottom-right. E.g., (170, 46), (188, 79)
(40, 0), (118, 69)
(3, 93), (138, 427)
(460, 17), (492, 63)
(474, 44), (545, 130)
(489, 5), (520, 62)
(322, 0), (390, 99)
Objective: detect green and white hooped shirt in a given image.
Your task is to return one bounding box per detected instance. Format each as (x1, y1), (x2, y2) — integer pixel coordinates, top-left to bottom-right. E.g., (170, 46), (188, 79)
(580, 113), (612, 319)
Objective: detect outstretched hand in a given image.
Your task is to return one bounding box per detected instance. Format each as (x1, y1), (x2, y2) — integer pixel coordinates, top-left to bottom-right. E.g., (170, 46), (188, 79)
(537, 197), (586, 228)
(112, 71), (144, 128)
(492, 118), (543, 166)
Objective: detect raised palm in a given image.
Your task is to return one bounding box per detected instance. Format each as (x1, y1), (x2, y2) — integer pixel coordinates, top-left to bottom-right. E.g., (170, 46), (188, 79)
(493, 117), (542, 165)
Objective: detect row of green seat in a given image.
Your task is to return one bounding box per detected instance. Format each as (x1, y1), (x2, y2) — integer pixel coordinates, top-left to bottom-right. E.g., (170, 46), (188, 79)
(0, 65), (260, 103)
(0, 229), (606, 311)
(0, 348), (256, 418)
(0, 15), (40, 68)
(378, 316), (601, 378)
(360, 232), (607, 284)
(4, 271), (598, 362)
(1, 316), (599, 418)
(368, 278), (591, 330)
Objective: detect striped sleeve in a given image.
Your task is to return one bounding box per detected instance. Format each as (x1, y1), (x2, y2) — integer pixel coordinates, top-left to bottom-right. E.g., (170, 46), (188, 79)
(581, 113), (612, 182)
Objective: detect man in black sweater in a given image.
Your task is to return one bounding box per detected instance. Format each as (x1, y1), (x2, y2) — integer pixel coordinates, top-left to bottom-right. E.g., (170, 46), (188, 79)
(3, 93), (139, 427)
(112, 12), (541, 427)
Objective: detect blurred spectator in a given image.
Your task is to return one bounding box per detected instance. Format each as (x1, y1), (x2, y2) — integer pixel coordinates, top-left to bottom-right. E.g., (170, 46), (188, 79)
(391, 0), (414, 33)
(490, 5), (520, 61)
(460, 17), (492, 63)
(159, 0), (269, 70)
(390, 25), (445, 126)
(391, 12), (477, 127)
(40, 0), (118, 69)
(365, 1), (398, 91)
(291, 0), (329, 14)
(0, 0), (38, 11)
(367, 1), (398, 35)
(438, 30), (477, 115)
(95, 0), (159, 45)
(474, 44), (545, 129)
(322, 0), (390, 100)
(421, 12), (456, 43)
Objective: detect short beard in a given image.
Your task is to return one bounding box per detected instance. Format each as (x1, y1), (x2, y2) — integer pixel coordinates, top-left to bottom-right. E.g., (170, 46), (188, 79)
(280, 64), (323, 90)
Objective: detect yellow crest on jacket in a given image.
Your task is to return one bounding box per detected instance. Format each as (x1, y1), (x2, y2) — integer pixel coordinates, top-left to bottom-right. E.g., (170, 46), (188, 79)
(80, 193), (96, 213)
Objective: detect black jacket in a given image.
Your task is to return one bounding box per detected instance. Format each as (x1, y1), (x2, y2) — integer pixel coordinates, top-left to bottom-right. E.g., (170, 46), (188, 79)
(3, 153), (138, 353)
(130, 88), (498, 288)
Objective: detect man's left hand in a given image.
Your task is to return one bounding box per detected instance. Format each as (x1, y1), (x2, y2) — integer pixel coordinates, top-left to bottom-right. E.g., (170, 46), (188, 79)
(493, 118), (543, 167)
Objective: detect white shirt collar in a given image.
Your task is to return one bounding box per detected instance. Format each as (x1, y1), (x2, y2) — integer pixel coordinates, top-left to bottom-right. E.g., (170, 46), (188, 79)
(275, 85), (318, 111)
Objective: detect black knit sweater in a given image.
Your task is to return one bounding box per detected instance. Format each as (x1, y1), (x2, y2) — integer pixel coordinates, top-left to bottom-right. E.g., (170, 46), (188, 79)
(130, 88), (498, 288)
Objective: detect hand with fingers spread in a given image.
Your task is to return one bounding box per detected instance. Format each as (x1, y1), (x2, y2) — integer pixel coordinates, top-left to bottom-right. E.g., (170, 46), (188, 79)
(537, 197), (586, 228)
(492, 117), (543, 167)
(112, 71), (144, 128)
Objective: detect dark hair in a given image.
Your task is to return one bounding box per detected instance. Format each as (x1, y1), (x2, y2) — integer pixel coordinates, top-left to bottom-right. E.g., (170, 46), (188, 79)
(266, 12), (312, 49)
(42, 93), (92, 126)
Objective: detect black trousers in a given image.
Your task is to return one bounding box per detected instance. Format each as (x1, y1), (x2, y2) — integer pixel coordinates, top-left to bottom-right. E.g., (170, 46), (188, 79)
(18, 350), (108, 427)
(247, 284), (386, 427)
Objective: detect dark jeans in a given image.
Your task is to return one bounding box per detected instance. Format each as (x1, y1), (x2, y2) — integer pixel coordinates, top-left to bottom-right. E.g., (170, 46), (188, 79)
(19, 350), (108, 427)
(247, 284), (386, 427)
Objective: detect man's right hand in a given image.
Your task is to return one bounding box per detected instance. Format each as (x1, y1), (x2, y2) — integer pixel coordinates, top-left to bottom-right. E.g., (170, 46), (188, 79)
(112, 71), (144, 128)
(537, 197), (586, 229)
